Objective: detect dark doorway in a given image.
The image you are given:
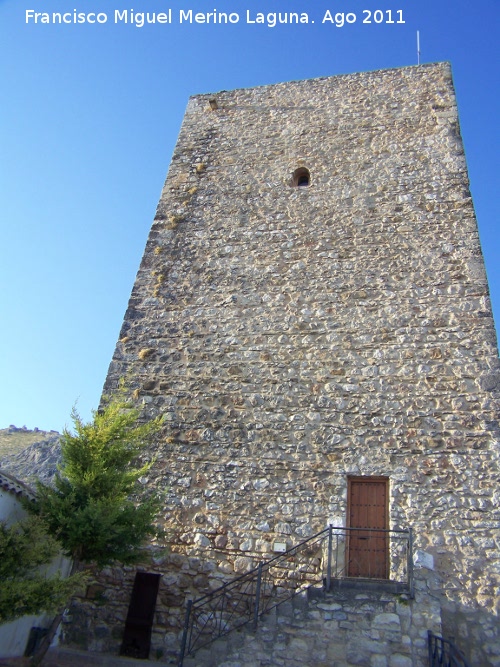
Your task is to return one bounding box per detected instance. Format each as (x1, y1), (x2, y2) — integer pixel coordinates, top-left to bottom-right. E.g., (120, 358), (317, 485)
(120, 572), (161, 659)
(347, 477), (388, 579)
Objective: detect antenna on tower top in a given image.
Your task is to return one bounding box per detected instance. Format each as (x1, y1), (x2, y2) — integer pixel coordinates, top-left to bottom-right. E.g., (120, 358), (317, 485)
(417, 31), (421, 65)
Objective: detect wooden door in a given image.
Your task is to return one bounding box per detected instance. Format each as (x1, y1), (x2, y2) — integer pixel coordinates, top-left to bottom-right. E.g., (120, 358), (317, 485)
(347, 477), (388, 579)
(120, 572), (161, 658)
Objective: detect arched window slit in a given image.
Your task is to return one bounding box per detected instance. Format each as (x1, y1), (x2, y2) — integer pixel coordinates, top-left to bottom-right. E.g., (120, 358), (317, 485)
(292, 167), (311, 187)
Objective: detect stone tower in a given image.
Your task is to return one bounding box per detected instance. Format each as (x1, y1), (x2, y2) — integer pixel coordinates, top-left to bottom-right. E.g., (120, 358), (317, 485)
(81, 63), (499, 665)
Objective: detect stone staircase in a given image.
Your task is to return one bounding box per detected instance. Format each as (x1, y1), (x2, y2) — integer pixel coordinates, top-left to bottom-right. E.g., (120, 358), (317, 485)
(181, 580), (440, 667)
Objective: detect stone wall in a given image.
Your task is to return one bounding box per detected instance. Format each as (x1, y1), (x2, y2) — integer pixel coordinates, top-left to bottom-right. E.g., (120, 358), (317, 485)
(180, 573), (442, 667)
(66, 560), (442, 666)
(72, 63), (499, 665)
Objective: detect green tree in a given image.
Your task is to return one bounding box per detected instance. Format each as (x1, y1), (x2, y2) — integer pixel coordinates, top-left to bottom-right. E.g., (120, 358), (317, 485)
(0, 516), (84, 624)
(31, 394), (164, 566)
(23, 392), (164, 665)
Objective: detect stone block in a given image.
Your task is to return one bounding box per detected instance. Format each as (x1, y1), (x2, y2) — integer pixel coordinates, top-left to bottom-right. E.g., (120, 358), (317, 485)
(389, 655), (413, 667)
(371, 656), (389, 667)
(347, 638), (388, 664)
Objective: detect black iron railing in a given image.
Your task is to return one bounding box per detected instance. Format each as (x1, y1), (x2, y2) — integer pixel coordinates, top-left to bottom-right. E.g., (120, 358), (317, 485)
(178, 525), (413, 666)
(428, 631), (470, 667)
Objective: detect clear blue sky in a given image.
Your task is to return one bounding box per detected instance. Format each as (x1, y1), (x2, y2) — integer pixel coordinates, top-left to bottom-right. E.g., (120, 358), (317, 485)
(1, 0), (499, 432)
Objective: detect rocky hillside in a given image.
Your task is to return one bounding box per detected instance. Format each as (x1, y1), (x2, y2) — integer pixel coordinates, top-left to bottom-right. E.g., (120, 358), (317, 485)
(0, 426), (61, 485)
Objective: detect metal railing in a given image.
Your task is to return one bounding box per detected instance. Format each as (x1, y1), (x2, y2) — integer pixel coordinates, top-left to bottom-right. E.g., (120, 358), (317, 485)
(178, 525), (413, 666)
(428, 632), (470, 667)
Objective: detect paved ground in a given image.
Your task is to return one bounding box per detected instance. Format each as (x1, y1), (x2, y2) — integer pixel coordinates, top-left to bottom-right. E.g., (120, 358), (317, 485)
(0, 648), (175, 667)
(48, 648), (178, 666)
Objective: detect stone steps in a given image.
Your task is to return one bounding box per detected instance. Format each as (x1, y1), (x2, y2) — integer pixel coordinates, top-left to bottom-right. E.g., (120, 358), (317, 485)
(180, 581), (439, 667)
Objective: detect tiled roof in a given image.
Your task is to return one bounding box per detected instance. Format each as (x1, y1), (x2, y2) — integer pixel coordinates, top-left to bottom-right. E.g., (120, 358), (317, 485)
(0, 469), (37, 502)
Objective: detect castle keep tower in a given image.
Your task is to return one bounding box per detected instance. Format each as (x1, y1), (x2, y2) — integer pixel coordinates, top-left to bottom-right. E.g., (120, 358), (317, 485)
(93, 63), (499, 665)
